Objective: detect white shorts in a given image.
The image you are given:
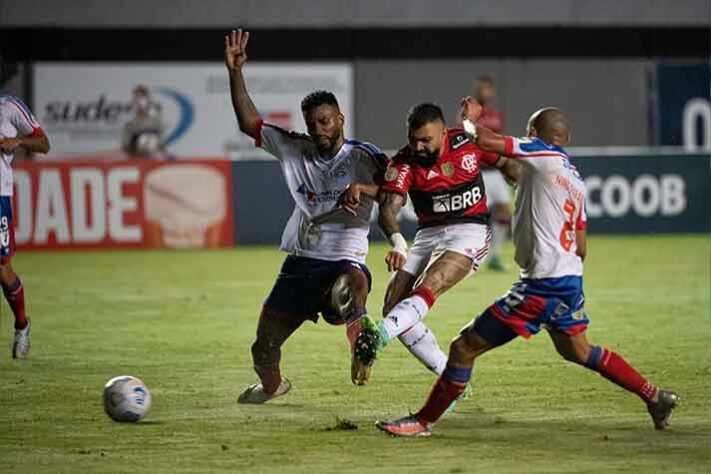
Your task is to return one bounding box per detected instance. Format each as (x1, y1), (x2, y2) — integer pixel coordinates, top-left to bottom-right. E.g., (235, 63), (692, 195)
(482, 169), (511, 206)
(402, 223), (492, 279)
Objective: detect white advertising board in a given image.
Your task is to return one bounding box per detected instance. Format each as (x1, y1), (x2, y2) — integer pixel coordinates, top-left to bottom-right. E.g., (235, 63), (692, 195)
(33, 62), (353, 159)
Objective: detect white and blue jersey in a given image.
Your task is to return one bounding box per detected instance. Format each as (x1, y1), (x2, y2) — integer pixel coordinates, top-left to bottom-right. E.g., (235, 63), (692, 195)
(472, 136), (590, 343)
(0, 95), (44, 196)
(255, 120), (386, 264)
(503, 136), (587, 280)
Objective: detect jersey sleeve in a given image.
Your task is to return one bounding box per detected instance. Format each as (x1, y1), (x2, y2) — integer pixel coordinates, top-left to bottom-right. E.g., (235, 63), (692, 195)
(502, 136), (564, 170)
(6, 97), (43, 137)
(380, 155), (413, 196)
(480, 150), (501, 167)
(254, 119), (307, 161)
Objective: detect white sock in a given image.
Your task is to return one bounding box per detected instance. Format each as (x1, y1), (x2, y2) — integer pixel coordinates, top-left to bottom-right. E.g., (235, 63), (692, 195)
(491, 222), (507, 258)
(398, 322), (448, 375)
(379, 295), (430, 342)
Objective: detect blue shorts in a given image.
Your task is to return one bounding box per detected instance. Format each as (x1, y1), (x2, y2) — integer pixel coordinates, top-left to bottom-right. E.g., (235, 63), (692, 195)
(474, 276), (589, 344)
(265, 255), (372, 323)
(0, 196), (15, 264)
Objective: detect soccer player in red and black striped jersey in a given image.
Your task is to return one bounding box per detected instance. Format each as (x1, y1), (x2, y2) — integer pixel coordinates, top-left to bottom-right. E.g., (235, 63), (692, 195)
(344, 103), (517, 385)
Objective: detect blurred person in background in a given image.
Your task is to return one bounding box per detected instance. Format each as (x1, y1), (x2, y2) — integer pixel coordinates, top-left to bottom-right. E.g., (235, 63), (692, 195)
(473, 74), (512, 271)
(0, 93), (50, 358)
(121, 85), (166, 158)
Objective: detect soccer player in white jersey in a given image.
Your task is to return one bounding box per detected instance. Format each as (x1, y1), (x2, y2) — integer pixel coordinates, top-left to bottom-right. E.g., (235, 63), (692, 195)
(0, 95), (50, 358)
(225, 30), (387, 403)
(377, 101), (678, 436)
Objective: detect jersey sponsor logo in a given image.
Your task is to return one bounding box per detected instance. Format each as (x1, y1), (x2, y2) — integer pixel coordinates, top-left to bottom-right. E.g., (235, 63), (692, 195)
(384, 167), (399, 182)
(432, 185), (483, 213)
(41, 88), (194, 147)
(386, 164), (410, 190)
(461, 154), (477, 173)
(296, 183), (343, 206)
(450, 134), (470, 151)
(426, 169), (439, 180)
(441, 162), (455, 177)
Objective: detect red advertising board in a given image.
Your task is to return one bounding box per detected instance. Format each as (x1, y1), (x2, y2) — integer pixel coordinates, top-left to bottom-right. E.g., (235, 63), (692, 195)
(12, 159), (234, 250)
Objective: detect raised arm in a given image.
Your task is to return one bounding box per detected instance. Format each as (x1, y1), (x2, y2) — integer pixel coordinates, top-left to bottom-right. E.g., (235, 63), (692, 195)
(378, 191), (408, 272)
(460, 96), (508, 155)
(225, 29), (261, 138)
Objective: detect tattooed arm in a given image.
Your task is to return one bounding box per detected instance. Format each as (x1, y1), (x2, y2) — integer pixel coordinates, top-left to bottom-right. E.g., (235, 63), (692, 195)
(378, 191), (408, 272)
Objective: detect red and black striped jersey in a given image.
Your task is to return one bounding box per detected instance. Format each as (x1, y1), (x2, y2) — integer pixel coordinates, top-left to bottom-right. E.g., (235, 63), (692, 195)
(381, 128), (500, 229)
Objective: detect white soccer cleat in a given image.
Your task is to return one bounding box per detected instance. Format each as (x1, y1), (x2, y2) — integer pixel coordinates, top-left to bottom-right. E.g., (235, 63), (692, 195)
(12, 318), (30, 359)
(237, 377), (292, 404)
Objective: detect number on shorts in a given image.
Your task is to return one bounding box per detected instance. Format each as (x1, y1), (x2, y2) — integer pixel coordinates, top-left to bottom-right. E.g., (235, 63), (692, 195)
(503, 282), (527, 310)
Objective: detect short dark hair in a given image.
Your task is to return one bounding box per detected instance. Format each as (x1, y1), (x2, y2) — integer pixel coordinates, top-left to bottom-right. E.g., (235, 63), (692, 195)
(475, 74), (494, 86)
(301, 90), (339, 114)
(406, 103), (445, 130)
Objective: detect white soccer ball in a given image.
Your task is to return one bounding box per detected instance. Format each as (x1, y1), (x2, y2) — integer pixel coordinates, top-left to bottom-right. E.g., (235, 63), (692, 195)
(103, 375), (152, 422)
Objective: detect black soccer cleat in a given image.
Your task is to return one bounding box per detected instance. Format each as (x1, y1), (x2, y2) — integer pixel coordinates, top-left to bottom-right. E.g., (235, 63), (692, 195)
(647, 389), (679, 430)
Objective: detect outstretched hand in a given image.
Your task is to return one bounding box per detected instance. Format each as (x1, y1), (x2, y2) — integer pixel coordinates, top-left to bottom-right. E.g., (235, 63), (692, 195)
(460, 96), (483, 124)
(225, 29), (250, 72)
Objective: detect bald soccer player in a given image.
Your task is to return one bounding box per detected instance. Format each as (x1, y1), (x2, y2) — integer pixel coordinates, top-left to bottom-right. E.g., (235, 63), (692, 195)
(376, 100), (678, 437)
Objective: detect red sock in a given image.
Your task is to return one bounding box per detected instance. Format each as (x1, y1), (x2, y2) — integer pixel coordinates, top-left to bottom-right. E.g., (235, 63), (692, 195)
(588, 346), (657, 403)
(346, 320), (361, 351)
(4, 278), (27, 330)
(415, 376), (467, 425)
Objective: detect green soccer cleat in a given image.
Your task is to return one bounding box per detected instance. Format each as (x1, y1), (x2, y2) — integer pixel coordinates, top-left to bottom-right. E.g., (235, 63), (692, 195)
(351, 316), (382, 386)
(487, 255), (506, 272)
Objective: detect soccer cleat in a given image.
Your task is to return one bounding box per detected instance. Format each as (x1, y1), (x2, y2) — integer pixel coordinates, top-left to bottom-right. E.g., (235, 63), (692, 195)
(376, 415), (432, 437)
(237, 377), (292, 404)
(351, 316), (381, 386)
(646, 389), (679, 430)
(487, 255), (506, 272)
(12, 318), (30, 359)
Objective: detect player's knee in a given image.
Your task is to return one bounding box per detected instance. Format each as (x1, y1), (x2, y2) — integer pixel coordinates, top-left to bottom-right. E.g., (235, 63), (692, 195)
(448, 335), (478, 364)
(0, 263), (16, 286)
(382, 294), (400, 317)
(420, 270), (445, 295)
(556, 342), (591, 365)
(325, 269), (368, 325)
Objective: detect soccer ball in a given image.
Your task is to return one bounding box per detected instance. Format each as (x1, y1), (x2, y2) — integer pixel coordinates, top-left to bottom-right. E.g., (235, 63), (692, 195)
(103, 375), (152, 422)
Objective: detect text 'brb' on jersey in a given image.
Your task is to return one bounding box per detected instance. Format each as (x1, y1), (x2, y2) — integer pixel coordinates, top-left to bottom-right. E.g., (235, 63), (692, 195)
(255, 120), (386, 264)
(503, 136), (587, 280)
(380, 128), (500, 229)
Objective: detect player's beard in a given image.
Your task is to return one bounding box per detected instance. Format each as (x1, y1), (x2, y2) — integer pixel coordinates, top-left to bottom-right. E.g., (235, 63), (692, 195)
(315, 130), (342, 157)
(413, 148), (439, 168)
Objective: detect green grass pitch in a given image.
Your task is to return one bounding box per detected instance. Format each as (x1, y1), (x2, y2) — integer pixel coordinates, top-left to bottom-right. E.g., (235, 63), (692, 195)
(0, 235), (709, 472)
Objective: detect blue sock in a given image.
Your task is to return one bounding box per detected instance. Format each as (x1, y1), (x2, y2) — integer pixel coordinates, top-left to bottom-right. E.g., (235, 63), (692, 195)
(442, 364), (472, 385)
